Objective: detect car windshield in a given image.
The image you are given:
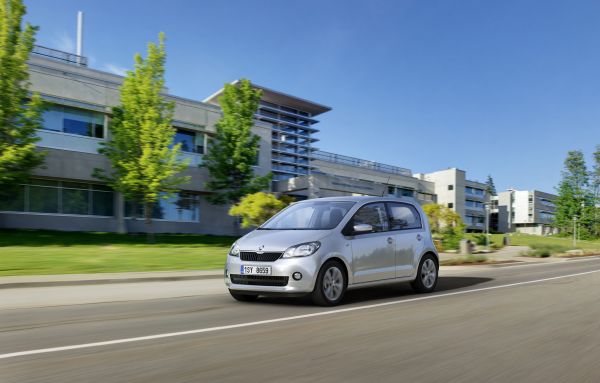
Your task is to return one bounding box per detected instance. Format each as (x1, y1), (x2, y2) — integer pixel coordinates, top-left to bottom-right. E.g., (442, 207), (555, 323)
(260, 201), (356, 230)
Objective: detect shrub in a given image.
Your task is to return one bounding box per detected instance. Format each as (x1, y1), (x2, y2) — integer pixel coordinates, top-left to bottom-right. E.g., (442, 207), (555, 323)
(523, 243), (571, 258)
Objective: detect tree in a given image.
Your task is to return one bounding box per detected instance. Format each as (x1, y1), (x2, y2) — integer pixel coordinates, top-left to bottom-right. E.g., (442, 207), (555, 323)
(95, 33), (189, 241)
(0, 0), (45, 195)
(554, 150), (593, 237)
(203, 79), (271, 205)
(422, 203), (466, 249)
(485, 174), (497, 196)
(591, 145), (600, 237)
(229, 192), (292, 228)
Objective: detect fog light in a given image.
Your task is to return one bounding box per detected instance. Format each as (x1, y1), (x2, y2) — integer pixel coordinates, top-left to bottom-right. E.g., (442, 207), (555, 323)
(292, 272), (302, 281)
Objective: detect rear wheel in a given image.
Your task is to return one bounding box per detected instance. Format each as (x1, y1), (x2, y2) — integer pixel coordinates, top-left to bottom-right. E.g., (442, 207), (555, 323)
(311, 260), (347, 306)
(229, 290), (259, 302)
(411, 254), (438, 293)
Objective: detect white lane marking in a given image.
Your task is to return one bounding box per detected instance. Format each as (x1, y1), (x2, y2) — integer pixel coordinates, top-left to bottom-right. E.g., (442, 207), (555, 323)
(1, 268), (599, 360)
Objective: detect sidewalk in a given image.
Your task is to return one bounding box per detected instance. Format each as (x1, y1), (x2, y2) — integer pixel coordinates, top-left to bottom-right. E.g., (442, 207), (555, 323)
(0, 269), (224, 289)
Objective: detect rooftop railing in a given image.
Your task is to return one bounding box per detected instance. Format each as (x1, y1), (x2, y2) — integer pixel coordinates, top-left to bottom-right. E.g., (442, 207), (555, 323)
(32, 45), (88, 67)
(313, 151), (412, 177)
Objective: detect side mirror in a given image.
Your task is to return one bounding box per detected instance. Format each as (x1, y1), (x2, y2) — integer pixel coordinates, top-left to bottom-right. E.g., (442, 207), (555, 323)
(353, 224), (373, 233)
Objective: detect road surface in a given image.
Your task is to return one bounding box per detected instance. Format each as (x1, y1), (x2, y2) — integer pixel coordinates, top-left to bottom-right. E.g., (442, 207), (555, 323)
(2, 258), (600, 382)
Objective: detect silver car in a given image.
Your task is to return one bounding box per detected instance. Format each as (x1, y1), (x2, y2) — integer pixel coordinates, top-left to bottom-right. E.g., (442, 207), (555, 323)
(225, 196), (439, 306)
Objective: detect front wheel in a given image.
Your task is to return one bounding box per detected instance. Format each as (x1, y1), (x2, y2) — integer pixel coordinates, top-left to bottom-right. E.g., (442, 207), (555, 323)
(311, 261), (347, 306)
(411, 254), (438, 293)
(229, 290), (259, 302)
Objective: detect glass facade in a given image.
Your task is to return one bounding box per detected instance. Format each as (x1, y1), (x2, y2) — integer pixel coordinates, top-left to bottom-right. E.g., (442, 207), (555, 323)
(42, 105), (104, 138)
(0, 179), (114, 216)
(257, 101), (319, 183)
(126, 192), (201, 222)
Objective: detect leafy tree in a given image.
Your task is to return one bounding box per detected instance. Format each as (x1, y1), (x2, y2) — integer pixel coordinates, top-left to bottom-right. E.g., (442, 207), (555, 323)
(485, 174), (497, 196)
(229, 192), (292, 228)
(0, 0), (45, 195)
(554, 150), (594, 237)
(422, 203), (465, 249)
(203, 79), (271, 205)
(95, 33), (189, 241)
(592, 145), (600, 237)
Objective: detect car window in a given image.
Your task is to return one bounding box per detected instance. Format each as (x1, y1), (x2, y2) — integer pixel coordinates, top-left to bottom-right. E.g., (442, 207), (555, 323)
(387, 203), (422, 230)
(351, 203), (389, 233)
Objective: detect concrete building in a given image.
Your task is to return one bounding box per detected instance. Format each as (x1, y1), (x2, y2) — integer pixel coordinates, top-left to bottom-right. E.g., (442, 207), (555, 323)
(276, 151), (437, 204)
(492, 190), (558, 235)
(0, 47), (279, 235)
(416, 168), (489, 232)
(0, 45), (552, 237)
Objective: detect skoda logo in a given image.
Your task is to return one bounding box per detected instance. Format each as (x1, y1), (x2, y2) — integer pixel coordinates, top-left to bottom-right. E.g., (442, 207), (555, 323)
(257, 245), (265, 254)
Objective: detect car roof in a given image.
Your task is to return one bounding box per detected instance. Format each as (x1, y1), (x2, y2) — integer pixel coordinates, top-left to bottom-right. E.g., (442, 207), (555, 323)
(295, 196), (419, 205)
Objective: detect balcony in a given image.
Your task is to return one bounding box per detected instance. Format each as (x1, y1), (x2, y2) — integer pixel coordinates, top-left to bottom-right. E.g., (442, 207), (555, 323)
(37, 129), (102, 154)
(32, 45), (88, 67)
(312, 151), (412, 177)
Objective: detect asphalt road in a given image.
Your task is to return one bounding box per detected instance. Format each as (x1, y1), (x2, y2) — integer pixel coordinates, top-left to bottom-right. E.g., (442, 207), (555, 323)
(2, 258), (600, 383)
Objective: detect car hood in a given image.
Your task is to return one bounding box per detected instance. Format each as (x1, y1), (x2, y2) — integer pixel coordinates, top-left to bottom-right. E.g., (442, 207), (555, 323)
(237, 229), (332, 252)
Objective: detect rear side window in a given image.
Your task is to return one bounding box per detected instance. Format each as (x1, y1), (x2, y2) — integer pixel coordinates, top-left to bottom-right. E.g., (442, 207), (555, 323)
(387, 203), (422, 230)
(351, 203), (389, 232)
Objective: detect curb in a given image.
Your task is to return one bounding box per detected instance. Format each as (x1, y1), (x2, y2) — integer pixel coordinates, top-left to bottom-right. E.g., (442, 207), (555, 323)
(0, 273), (223, 289)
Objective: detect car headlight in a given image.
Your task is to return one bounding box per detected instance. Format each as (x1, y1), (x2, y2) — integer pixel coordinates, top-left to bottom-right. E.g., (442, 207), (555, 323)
(229, 243), (240, 257)
(282, 241), (321, 258)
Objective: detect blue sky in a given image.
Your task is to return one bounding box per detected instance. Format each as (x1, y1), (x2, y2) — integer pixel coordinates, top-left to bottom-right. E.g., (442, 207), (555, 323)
(25, 0), (600, 192)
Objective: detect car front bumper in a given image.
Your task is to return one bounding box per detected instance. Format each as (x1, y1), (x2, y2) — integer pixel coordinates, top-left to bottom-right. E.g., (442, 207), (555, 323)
(225, 254), (319, 294)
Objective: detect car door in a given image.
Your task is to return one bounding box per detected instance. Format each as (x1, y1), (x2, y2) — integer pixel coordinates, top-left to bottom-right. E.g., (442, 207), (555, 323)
(386, 202), (425, 278)
(347, 203), (396, 283)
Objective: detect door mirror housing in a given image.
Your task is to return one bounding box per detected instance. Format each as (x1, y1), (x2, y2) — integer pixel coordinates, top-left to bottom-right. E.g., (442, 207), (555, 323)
(353, 223), (374, 234)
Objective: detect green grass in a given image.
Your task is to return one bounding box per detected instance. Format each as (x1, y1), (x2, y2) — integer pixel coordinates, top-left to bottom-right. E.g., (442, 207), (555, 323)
(467, 233), (600, 257)
(507, 233), (600, 252)
(0, 229), (236, 276)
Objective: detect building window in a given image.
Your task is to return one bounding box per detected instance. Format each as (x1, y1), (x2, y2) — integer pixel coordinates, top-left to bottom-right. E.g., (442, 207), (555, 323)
(448, 185), (454, 191)
(465, 187), (485, 197)
(42, 105), (104, 138)
(173, 129), (205, 154)
(0, 179), (114, 216)
(448, 203), (453, 209)
(125, 192), (200, 222)
(465, 199), (484, 209)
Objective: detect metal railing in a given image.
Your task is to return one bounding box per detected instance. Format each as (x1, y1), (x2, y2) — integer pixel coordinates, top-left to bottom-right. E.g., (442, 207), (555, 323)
(32, 45), (88, 66)
(312, 151), (412, 177)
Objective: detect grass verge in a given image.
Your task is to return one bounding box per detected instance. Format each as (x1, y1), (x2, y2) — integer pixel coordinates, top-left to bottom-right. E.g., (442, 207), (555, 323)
(0, 229), (235, 276)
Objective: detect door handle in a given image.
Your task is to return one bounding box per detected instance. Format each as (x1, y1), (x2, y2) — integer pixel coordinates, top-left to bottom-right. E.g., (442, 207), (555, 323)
(387, 237), (394, 244)
(416, 234), (422, 241)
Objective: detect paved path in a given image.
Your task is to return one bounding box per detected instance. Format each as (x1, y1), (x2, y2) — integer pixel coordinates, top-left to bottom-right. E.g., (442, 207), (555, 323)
(2, 258), (600, 382)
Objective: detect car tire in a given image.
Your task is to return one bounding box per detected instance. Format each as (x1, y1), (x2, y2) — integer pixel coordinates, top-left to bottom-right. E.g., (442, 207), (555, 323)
(411, 254), (438, 293)
(311, 260), (347, 306)
(229, 290), (259, 302)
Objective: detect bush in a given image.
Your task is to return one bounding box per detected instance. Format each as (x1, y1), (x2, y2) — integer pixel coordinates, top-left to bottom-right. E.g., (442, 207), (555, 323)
(229, 192), (292, 228)
(523, 243), (571, 258)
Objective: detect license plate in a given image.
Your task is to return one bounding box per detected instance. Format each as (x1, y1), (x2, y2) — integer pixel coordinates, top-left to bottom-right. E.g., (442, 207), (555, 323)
(240, 265), (272, 275)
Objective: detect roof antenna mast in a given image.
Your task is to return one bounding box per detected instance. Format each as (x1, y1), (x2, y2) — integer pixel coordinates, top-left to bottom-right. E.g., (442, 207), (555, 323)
(76, 11), (84, 65)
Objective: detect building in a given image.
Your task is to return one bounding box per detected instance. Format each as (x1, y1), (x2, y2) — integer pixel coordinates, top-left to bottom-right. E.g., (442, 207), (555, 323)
(0, 47), (279, 235)
(1, 45), (549, 237)
(204, 82), (331, 185)
(276, 151), (436, 204)
(492, 189), (558, 235)
(416, 168), (490, 232)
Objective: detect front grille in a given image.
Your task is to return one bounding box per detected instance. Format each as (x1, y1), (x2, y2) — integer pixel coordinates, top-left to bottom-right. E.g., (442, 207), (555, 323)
(230, 274), (289, 287)
(240, 251), (282, 262)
